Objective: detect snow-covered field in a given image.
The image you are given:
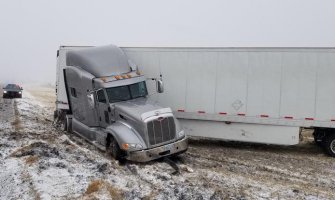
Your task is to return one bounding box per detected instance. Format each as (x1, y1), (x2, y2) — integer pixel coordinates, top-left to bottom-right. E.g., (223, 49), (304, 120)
(0, 85), (335, 199)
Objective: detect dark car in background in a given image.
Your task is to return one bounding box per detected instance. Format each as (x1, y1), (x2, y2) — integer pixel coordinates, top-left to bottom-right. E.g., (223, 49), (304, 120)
(2, 84), (23, 98)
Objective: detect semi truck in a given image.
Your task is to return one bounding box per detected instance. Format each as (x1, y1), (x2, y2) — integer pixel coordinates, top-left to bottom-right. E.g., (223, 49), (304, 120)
(56, 45), (335, 158)
(54, 45), (188, 162)
(120, 47), (335, 157)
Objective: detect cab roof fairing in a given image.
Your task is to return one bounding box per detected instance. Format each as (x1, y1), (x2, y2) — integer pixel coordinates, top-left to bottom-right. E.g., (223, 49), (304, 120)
(66, 44), (132, 78)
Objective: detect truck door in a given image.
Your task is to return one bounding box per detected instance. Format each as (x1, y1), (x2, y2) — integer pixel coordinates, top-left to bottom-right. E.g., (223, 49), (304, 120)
(96, 89), (111, 128)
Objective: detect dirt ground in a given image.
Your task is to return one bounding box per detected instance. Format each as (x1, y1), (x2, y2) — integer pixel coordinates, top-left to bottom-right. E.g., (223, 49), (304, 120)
(0, 85), (335, 200)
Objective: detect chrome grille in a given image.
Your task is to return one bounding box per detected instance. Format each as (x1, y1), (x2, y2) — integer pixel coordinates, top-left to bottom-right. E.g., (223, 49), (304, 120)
(147, 116), (176, 146)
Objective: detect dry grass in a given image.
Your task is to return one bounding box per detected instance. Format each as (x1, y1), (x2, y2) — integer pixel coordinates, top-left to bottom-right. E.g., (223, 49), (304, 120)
(107, 184), (124, 199)
(25, 155), (39, 166)
(12, 101), (22, 131)
(142, 191), (159, 200)
(85, 180), (104, 195)
(21, 170), (41, 200)
(26, 86), (55, 110)
(85, 179), (124, 199)
(10, 145), (30, 157)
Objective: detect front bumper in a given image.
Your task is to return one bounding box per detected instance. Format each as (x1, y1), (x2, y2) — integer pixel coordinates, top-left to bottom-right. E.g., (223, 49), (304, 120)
(3, 91), (21, 98)
(127, 137), (188, 162)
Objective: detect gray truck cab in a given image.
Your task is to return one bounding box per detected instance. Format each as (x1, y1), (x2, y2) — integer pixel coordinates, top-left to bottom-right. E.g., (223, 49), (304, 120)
(55, 45), (187, 162)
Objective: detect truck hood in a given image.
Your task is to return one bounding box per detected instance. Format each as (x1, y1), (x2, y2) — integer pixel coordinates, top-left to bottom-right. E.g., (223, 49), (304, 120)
(113, 98), (172, 122)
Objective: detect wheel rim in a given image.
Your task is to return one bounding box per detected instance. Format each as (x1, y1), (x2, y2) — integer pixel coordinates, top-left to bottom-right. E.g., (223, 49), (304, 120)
(331, 140), (335, 154)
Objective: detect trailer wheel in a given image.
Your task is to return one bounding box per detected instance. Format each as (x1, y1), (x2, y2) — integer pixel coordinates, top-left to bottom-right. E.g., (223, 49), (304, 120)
(323, 134), (335, 157)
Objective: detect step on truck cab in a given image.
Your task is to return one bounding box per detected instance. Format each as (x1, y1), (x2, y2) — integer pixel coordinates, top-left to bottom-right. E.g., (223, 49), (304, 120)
(54, 45), (188, 162)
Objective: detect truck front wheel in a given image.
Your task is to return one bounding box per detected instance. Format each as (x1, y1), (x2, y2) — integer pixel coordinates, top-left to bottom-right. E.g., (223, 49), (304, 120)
(323, 134), (335, 157)
(107, 137), (124, 161)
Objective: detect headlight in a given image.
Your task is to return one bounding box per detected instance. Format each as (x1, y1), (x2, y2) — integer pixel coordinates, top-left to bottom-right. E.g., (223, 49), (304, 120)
(19, 91), (22, 94)
(3, 91), (7, 94)
(122, 143), (143, 150)
(178, 130), (185, 138)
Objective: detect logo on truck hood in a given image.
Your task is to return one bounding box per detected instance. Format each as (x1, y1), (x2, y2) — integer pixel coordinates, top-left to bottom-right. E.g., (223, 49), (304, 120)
(141, 108), (172, 121)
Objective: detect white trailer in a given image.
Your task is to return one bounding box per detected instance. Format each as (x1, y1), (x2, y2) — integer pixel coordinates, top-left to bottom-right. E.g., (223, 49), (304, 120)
(121, 47), (335, 156)
(56, 46), (335, 156)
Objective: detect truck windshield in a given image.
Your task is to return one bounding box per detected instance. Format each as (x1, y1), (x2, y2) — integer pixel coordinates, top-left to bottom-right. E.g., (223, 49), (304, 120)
(106, 81), (148, 103)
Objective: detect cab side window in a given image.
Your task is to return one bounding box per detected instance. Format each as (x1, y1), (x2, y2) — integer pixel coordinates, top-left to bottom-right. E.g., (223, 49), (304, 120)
(97, 90), (107, 103)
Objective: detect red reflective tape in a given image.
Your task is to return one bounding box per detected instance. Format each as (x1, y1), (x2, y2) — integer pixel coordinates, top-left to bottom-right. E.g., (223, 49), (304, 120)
(305, 118), (314, 121)
(284, 116), (293, 119)
(219, 112), (227, 115)
(198, 111), (206, 114)
(237, 113), (246, 116)
(177, 109), (185, 112)
(260, 114), (269, 118)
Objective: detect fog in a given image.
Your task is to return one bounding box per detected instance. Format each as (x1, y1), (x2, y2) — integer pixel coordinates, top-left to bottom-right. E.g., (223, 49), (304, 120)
(0, 0), (334, 85)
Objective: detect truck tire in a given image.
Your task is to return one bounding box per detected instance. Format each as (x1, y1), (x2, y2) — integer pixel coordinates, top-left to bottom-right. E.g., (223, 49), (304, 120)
(60, 118), (67, 132)
(322, 134), (335, 157)
(53, 110), (58, 121)
(108, 138), (124, 161)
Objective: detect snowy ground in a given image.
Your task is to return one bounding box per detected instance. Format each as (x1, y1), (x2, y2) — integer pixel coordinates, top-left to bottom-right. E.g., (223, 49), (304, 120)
(0, 85), (335, 199)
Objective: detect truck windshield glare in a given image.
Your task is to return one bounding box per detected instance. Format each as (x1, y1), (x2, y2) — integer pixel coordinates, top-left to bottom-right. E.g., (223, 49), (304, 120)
(106, 81), (148, 103)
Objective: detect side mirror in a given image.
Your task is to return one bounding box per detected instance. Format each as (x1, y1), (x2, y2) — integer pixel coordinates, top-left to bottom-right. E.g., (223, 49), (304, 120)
(21, 87), (23, 90)
(156, 79), (164, 93)
(87, 93), (95, 108)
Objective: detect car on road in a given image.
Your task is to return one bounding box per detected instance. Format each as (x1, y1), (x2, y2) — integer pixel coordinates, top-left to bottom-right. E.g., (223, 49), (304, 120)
(2, 84), (23, 98)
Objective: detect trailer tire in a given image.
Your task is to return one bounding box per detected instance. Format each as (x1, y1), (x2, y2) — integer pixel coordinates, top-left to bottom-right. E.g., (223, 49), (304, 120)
(323, 134), (335, 157)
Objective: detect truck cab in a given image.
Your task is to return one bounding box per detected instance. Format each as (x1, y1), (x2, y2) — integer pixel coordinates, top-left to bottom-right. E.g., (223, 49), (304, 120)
(55, 45), (188, 162)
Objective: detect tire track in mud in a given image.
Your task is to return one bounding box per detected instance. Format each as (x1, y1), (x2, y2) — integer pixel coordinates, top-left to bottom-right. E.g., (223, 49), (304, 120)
(12, 99), (42, 200)
(0, 98), (41, 200)
(185, 144), (335, 198)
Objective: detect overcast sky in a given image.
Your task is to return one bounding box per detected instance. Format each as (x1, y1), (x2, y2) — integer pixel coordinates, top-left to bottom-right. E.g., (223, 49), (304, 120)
(0, 0), (335, 84)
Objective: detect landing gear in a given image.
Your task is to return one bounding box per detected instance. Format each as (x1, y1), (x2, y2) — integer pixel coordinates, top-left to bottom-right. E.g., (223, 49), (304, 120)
(313, 129), (324, 146)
